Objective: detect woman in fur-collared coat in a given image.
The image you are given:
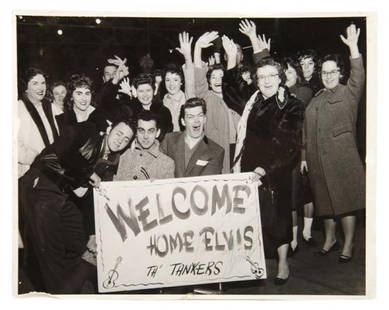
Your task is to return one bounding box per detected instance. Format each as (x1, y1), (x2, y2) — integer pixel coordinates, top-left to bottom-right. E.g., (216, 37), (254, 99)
(303, 24), (365, 262)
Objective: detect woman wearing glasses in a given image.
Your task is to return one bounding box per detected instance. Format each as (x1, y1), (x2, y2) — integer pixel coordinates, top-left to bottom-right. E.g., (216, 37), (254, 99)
(233, 41), (304, 286)
(303, 24), (365, 263)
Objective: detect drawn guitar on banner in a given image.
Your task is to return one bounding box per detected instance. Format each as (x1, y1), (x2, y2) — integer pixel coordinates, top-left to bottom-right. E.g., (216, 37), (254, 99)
(103, 256), (123, 289)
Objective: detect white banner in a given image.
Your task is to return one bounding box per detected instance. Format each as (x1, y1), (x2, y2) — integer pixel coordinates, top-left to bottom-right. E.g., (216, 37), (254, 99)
(94, 172), (266, 293)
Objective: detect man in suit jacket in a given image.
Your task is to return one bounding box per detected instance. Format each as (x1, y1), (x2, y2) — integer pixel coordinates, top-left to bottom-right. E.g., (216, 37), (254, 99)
(161, 97), (224, 178)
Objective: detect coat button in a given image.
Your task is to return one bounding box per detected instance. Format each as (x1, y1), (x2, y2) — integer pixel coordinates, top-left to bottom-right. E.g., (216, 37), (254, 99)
(133, 176), (138, 180)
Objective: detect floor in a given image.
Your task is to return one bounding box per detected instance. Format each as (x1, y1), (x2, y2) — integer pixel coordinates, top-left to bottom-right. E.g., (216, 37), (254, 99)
(18, 215), (366, 297)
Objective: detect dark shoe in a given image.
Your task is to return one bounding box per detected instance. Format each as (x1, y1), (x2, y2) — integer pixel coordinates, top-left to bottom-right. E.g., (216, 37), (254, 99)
(288, 245), (299, 257)
(315, 241), (339, 256)
(302, 237), (316, 247)
(338, 254), (353, 263)
(274, 275), (289, 286)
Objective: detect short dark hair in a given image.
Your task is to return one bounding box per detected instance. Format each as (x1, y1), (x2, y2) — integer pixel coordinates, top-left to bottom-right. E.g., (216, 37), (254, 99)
(179, 97), (207, 123)
(111, 116), (137, 137)
(136, 110), (160, 129)
(133, 73), (155, 90)
(297, 49), (319, 69)
(320, 54), (346, 83)
(206, 64), (225, 86)
(255, 57), (286, 85)
(163, 64), (184, 84)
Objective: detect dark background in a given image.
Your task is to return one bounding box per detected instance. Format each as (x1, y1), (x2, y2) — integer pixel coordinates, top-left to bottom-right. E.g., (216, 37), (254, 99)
(16, 15), (367, 159)
(17, 16), (366, 80)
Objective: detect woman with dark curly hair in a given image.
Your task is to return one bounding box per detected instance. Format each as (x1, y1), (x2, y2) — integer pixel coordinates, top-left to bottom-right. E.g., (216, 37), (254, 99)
(18, 67), (59, 177)
(281, 56), (315, 253)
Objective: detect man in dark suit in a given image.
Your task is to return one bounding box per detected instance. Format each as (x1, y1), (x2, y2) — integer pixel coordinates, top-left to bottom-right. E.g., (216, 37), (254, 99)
(161, 97), (224, 178)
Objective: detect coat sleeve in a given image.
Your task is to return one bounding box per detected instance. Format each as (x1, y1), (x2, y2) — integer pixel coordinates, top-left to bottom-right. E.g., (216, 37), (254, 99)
(253, 49), (271, 66)
(51, 122), (98, 181)
(347, 56), (365, 108)
(183, 63), (195, 99)
(222, 66), (249, 115)
(194, 66), (211, 99)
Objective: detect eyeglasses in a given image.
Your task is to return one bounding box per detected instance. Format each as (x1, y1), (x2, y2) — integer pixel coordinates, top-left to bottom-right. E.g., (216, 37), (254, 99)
(321, 69), (340, 77)
(257, 74), (279, 81)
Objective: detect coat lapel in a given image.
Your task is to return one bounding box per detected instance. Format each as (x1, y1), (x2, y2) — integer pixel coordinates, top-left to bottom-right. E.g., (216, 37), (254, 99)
(175, 133), (186, 177)
(185, 138), (210, 177)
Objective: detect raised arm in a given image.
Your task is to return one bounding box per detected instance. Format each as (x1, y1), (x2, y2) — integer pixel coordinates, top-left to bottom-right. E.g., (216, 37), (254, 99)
(340, 24), (365, 103)
(176, 31), (196, 99)
(194, 31), (219, 69)
(340, 23), (360, 59)
(221, 35), (237, 70)
(193, 31), (219, 98)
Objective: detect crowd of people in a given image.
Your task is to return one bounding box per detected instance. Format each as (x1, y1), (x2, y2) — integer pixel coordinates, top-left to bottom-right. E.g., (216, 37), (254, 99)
(17, 20), (365, 294)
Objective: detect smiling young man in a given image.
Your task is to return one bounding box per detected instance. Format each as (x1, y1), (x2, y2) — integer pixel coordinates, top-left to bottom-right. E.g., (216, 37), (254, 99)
(115, 110), (174, 181)
(160, 97), (224, 178)
(19, 118), (136, 293)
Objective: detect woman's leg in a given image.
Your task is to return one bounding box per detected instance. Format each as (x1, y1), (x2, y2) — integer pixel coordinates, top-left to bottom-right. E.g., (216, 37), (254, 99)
(340, 215), (356, 257)
(291, 210), (298, 251)
(322, 217), (337, 251)
(277, 243), (290, 279)
(303, 202), (314, 241)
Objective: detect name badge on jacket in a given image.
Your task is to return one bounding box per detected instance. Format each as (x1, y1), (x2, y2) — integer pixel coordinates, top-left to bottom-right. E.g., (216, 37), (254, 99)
(196, 160), (209, 166)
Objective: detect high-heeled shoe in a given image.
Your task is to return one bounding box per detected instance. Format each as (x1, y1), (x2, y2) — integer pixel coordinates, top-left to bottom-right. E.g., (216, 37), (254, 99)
(302, 237), (316, 247)
(315, 241), (339, 256)
(274, 274), (290, 285)
(338, 254), (353, 263)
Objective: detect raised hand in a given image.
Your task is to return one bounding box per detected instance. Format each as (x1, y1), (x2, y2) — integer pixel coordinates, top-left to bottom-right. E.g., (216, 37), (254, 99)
(195, 31), (219, 49)
(208, 55), (216, 66)
(112, 62), (129, 84)
(239, 19), (257, 38)
(107, 55), (127, 67)
(176, 31), (193, 60)
(222, 35), (237, 57)
(257, 33), (271, 52)
(340, 23), (360, 48)
(222, 35), (238, 69)
(118, 77), (132, 97)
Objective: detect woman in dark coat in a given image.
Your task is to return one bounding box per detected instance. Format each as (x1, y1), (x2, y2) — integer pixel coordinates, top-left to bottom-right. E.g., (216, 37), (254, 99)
(19, 119), (136, 293)
(233, 57), (304, 285)
(303, 24), (365, 262)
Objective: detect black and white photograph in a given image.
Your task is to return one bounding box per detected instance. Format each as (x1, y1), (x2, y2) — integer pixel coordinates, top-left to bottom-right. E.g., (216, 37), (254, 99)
(11, 7), (376, 300)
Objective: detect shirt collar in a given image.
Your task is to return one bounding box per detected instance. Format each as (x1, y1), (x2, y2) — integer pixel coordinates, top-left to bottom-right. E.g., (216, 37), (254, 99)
(134, 139), (161, 158)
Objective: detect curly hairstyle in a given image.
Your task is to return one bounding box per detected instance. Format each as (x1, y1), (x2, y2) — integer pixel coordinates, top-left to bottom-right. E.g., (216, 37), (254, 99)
(255, 57), (286, 85)
(66, 74), (94, 110)
(19, 67), (48, 100)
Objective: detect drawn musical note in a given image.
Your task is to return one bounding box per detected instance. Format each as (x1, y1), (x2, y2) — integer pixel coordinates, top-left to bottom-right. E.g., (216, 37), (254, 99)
(103, 256), (122, 289)
(246, 256), (264, 279)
